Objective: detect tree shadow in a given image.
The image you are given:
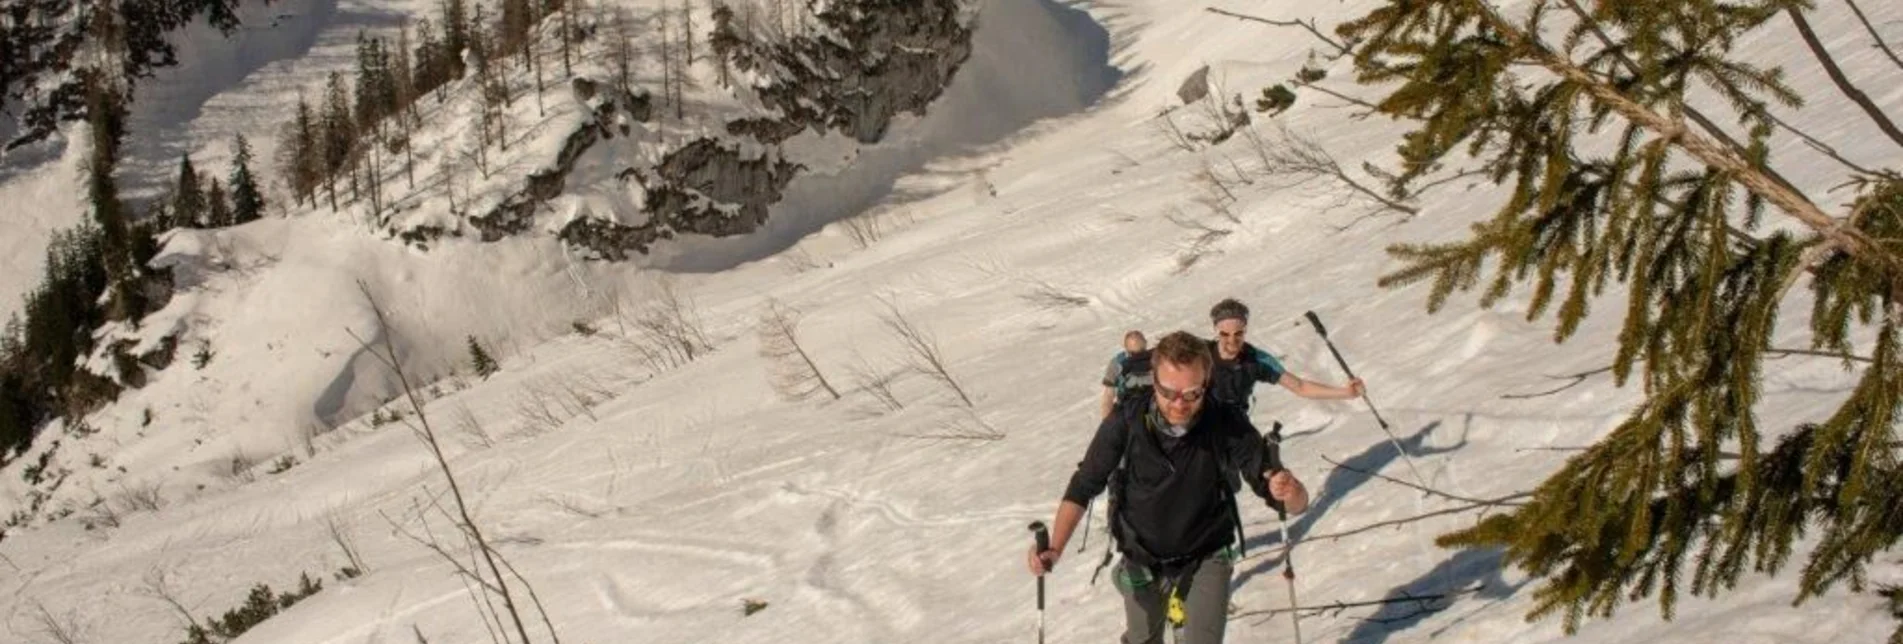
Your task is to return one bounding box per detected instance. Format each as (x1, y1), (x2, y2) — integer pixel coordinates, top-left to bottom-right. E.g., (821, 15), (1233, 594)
(1232, 419), (1464, 588)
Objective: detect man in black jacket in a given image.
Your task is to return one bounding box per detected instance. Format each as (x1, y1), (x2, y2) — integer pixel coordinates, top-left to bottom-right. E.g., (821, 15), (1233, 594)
(1028, 331), (1311, 644)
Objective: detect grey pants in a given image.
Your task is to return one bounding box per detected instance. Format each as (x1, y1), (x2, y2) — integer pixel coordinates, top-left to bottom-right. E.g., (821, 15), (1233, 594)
(1115, 555), (1234, 644)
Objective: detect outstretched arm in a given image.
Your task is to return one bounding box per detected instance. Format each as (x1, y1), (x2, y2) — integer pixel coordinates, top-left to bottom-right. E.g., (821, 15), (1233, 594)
(1278, 372), (1365, 400)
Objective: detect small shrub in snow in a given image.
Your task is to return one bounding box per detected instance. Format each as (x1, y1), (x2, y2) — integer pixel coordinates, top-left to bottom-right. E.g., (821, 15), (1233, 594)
(192, 342), (214, 369)
(467, 336), (500, 378)
(267, 455), (298, 474)
(572, 320), (597, 336)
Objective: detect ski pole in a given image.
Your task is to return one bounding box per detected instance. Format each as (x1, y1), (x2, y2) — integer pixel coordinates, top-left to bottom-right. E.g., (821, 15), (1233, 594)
(1303, 310), (1429, 491)
(1264, 423), (1303, 644)
(1029, 521), (1050, 644)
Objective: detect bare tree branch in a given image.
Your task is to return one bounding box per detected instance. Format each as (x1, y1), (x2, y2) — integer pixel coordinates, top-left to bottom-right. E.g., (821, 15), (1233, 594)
(1300, 494), (1533, 543)
(1501, 365), (1615, 399)
(1232, 583), (1486, 620)
(846, 353), (905, 413)
(1320, 455), (1529, 506)
(322, 511), (368, 575)
(1843, 0), (1903, 73)
(1203, 7), (1350, 58)
(138, 567), (201, 632)
(1246, 122), (1420, 218)
(1786, 8), (1903, 151)
(757, 299), (842, 401)
(28, 602), (84, 644)
(1765, 347), (1875, 363)
(877, 295), (974, 407)
(351, 282), (549, 644)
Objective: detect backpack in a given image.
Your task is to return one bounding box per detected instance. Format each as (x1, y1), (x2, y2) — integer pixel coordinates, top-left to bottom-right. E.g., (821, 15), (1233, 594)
(1114, 351), (1155, 401)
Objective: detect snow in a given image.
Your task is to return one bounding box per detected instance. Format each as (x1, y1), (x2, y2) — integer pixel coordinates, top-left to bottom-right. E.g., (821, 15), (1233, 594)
(1, 0), (1901, 642)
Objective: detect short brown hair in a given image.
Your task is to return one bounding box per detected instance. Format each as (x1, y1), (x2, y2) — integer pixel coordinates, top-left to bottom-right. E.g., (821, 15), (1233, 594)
(1122, 330), (1146, 344)
(1152, 331), (1212, 372)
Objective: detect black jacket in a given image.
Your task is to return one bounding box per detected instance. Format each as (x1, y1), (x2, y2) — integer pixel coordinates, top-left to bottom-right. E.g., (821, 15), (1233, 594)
(1063, 397), (1279, 563)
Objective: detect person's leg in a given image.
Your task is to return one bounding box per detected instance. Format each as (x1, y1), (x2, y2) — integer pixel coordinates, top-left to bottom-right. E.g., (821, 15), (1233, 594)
(1115, 559), (1167, 644)
(1179, 554), (1236, 644)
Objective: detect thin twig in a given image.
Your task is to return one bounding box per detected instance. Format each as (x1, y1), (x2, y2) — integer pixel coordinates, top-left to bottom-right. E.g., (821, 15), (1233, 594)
(1297, 80), (1380, 115)
(1300, 495), (1533, 543)
(1843, 0), (1903, 72)
(1232, 583), (1486, 620)
(1786, 8), (1903, 151)
(1765, 347), (1875, 363)
(1203, 7), (1350, 57)
(1500, 365), (1614, 399)
(1320, 455), (1528, 506)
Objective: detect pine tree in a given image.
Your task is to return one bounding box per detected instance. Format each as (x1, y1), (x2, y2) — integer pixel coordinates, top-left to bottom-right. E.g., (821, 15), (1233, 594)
(204, 177), (232, 228)
(610, 6), (636, 97)
(172, 154), (205, 228)
(321, 71), (354, 210)
(467, 336), (499, 378)
(79, 67), (146, 324)
(228, 133), (264, 224)
(1338, 0), (1903, 635)
(681, 0), (695, 67)
(443, 0), (470, 79)
(291, 94), (320, 206)
(660, 1), (675, 120)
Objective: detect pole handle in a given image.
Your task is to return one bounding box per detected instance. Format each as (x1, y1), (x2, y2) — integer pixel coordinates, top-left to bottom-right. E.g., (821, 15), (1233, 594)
(1029, 521), (1050, 611)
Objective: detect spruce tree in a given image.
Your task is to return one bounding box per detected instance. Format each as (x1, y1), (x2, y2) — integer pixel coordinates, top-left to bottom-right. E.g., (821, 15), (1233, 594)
(229, 133), (264, 224)
(321, 71), (354, 210)
(172, 154), (206, 228)
(292, 95), (320, 206)
(204, 178), (232, 228)
(467, 336), (499, 378)
(1337, 0), (1903, 634)
(443, 0), (470, 79)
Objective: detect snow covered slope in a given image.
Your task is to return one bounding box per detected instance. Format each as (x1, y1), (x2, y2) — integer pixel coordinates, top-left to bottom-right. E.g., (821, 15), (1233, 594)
(1, 0), (1901, 642)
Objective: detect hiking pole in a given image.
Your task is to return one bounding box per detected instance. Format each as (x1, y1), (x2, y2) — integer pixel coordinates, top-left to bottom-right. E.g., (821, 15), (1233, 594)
(1029, 521), (1050, 644)
(1264, 423), (1304, 644)
(1303, 310), (1429, 490)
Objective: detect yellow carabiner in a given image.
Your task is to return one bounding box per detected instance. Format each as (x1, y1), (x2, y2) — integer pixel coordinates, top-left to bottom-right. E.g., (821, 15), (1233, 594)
(1166, 591), (1187, 627)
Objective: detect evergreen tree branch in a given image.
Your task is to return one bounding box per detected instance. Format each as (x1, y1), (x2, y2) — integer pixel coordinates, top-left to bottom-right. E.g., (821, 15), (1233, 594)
(1203, 7), (1351, 58)
(1555, 0), (1813, 198)
(1842, 0), (1903, 73)
(1786, 7), (1903, 151)
(1475, 1), (1898, 273)
(1321, 454), (1529, 505)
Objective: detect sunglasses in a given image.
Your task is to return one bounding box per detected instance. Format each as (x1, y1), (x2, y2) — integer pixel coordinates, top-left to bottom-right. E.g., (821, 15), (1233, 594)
(1155, 384), (1206, 404)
